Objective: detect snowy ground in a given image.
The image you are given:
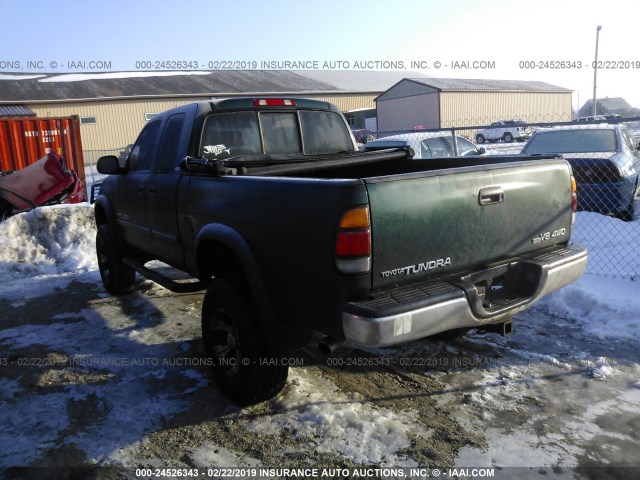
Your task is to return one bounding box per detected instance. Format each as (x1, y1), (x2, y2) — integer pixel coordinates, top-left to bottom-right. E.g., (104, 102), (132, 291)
(0, 205), (639, 479)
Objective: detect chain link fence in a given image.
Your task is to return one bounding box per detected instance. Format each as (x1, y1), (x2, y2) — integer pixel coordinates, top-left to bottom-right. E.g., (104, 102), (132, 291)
(83, 147), (129, 203)
(360, 115), (640, 280)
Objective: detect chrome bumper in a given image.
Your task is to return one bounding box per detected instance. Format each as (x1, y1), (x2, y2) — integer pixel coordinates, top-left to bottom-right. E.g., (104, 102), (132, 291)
(342, 245), (588, 347)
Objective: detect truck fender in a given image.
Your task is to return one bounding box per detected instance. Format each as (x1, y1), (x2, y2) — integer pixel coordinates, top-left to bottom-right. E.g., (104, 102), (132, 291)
(195, 224), (279, 343)
(94, 196), (123, 244)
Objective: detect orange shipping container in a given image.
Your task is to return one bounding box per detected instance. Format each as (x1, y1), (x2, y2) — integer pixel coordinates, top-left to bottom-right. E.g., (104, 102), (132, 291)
(0, 115), (86, 198)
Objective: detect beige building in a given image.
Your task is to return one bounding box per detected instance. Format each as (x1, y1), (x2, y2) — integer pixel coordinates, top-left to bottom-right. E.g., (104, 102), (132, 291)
(375, 78), (573, 132)
(0, 71), (420, 162)
(1, 72), (573, 163)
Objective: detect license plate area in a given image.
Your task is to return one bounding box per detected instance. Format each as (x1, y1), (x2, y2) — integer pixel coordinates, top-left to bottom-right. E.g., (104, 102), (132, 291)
(452, 261), (542, 318)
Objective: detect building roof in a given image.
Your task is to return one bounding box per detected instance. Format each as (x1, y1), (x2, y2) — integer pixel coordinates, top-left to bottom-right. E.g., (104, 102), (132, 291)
(402, 77), (571, 93)
(0, 105), (36, 117)
(579, 97), (637, 116)
(0, 70), (430, 104)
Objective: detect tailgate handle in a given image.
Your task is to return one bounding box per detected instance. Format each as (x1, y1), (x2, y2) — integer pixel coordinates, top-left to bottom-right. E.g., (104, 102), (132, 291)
(479, 186), (504, 206)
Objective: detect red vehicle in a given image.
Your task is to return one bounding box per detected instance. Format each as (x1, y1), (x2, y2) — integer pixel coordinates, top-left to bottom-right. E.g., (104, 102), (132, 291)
(0, 152), (86, 221)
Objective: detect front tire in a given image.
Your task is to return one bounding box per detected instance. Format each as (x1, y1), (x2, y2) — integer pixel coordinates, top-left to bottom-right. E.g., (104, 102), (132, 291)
(96, 224), (135, 294)
(0, 199), (12, 222)
(475, 134), (485, 144)
(201, 279), (288, 405)
(503, 132), (514, 143)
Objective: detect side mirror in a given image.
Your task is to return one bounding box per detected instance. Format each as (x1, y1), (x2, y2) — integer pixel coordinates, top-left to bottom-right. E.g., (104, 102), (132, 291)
(636, 142), (640, 151)
(477, 147), (486, 155)
(365, 134), (375, 143)
(97, 155), (121, 174)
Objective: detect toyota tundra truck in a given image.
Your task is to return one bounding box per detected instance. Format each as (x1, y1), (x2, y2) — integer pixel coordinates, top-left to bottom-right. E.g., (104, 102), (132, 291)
(94, 98), (587, 405)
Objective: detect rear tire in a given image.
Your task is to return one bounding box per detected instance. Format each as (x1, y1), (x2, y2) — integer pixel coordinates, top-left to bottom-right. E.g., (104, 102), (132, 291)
(201, 279), (288, 405)
(475, 134), (485, 144)
(503, 132), (514, 143)
(96, 224), (135, 294)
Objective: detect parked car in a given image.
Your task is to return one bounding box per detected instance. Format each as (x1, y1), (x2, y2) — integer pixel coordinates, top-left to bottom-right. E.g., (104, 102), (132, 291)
(521, 125), (640, 221)
(575, 115), (608, 123)
(351, 129), (374, 144)
(0, 152), (86, 221)
(476, 120), (532, 144)
(364, 132), (485, 158)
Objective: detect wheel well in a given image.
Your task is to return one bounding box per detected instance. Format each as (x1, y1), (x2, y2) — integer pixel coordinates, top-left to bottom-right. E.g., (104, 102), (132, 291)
(94, 204), (108, 227)
(197, 239), (248, 286)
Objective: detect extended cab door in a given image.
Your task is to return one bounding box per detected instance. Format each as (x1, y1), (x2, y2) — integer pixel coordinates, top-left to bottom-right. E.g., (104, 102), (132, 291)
(148, 112), (189, 266)
(115, 119), (161, 248)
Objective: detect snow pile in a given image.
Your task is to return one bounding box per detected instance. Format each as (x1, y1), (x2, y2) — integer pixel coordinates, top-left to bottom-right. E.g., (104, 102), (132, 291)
(538, 273), (640, 342)
(0, 204), (97, 282)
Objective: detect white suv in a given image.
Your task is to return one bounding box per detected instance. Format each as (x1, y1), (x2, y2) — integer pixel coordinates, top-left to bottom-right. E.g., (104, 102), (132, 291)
(476, 120), (532, 144)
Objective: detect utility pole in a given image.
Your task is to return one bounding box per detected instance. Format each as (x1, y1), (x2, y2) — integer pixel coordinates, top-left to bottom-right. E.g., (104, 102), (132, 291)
(592, 26), (602, 116)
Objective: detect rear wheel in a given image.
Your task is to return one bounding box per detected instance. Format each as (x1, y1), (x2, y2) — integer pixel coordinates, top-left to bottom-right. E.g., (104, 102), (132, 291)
(201, 279), (288, 405)
(475, 134), (485, 144)
(96, 224), (135, 294)
(503, 132), (514, 143)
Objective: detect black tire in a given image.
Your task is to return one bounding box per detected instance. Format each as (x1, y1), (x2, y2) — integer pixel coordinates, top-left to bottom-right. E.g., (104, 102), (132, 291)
(619, 179), (638, 222)
(0, 199), (12, 222)
(96, 224), (135, 294)
(619, 202), (635, 222)
(502, 132), (514, 143)
(475, 134), (485, 144)
(201, 279), (288, 405)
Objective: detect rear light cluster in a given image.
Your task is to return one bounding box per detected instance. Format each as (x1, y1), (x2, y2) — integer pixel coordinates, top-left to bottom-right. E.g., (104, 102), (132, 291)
(335, 206), (371, 274)
(570, 175), (578, 223)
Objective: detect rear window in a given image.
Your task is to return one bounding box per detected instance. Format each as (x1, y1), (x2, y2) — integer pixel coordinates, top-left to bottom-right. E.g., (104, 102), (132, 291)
(200, 110), (352, 159)
(523, 129), (618, 154)
(299, 111), (354, 154)
(200, 112), (262, 159)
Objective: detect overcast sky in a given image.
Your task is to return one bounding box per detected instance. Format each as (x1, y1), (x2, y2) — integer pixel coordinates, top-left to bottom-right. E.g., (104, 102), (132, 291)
(1, 0), (639, 111)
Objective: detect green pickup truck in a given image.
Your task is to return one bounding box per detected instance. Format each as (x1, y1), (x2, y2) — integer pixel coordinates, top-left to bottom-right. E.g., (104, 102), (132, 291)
(94, 97), (587, 404)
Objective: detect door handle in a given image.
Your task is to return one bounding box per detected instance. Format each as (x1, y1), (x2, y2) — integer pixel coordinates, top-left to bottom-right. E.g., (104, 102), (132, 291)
(479, 186), (504, 206)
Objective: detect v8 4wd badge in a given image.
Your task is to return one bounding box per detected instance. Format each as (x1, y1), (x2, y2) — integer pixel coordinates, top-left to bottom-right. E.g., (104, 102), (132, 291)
(532, 228), (566, 244)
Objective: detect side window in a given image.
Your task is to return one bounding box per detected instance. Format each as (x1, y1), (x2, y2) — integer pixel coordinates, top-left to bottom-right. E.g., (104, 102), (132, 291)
(443, 136), (477, 156)
(423, 137), (450, 158)
(457, 137), (479, 155)
(129, 120), (161, 172)
(419, 140), (434, 158)
(156, 113), (186, 174)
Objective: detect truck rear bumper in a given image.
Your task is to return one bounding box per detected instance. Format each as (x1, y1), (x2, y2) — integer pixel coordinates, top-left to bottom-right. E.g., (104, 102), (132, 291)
(342, 245), (588, 347)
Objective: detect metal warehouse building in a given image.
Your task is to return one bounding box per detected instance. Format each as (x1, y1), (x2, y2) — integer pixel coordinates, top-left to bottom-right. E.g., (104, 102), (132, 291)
(0, 70), (425, 157)
(375, 78), (573, 132)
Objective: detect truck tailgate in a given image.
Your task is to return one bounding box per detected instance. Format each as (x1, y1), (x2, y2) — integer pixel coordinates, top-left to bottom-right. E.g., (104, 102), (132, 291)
(366, 158), (573, 291)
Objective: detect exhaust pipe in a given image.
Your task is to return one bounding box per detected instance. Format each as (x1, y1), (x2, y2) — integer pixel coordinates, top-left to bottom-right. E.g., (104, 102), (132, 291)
(318, 336), (344, 355)
(478, 320), (513, 337)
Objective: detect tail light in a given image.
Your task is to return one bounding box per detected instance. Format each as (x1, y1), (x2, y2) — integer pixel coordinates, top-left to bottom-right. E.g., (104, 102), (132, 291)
(570, 175), (577, 223)
(336, 206), (371, 274)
